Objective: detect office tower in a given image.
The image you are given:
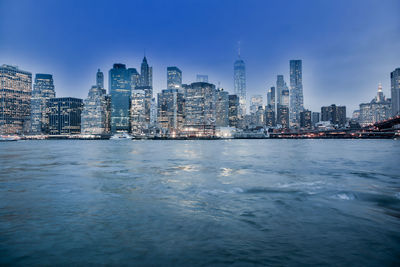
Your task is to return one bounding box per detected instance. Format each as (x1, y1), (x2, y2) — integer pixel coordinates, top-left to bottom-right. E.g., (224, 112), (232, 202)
(81, 85), (110, 135)
(300, 110), (312, 128)
(228, 94), (239, 128)
(135, 86), (153, 124)
(289, 60), (304, 127)
(128, 68), (140, 90)
(130, 89), (147, 136)
(358, 84), (392, 126)
(266, 87), (276, 114)
(30, 73), (55, 134)
(157, 89), (184, 134)
(47, 97), (83, 135)
(321, 104), (346, 127)
(0, 64), (32, 134)
(140, 56), (152, 87)
(150, 98), (157, 126)
(280, 88), (289, 107)
(196, 75), (208, 83)
(252, 106), (265, 127)
(277, 106), (289, 129)
(250, 95), (263, 114)
(264, 106), (275, 127)
(184, 82), (216, 129)
(312, 112), (320, 126)
(234, 53), (246, 116)
(215, 88), (229, 127)
(96, 69), (104, 88)
(391, 68), (400, 116)
(167, 67), (182, 90)
(109, 63), (131, 133)
(276, 75), (287, 105)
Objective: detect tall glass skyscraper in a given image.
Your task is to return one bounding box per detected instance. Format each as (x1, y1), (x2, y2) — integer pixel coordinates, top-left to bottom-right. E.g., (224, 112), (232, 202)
(96, 69), (104, 89)
(81, 85), (110, 135)
(30, 73), (55, 134)
(0, 64), (32, 134)
(109, 63), (131, 133)
(140, 57), (152, 87)
(167, 67), (182, 90)
(391, 68), (400, 117)
(289, 60), (304, 127)
(234, 55), (246, 117)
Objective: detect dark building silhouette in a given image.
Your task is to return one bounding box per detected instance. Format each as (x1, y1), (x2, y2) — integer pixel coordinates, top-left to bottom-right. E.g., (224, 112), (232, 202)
(47, 97), (83, 135)
(321, 104), (346, 127)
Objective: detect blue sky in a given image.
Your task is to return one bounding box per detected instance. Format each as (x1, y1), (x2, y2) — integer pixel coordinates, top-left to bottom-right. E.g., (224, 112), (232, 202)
(0, 0), (399, 114)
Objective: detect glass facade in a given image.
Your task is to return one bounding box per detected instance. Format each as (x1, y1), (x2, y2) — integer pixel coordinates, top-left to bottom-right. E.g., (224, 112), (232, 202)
(228, 94), (239, 128)
(215, 89), (229, 127)
(289, 60), (304, 127)
(157, 89), (184, 133)
(30, 73), (55, 134)
(391, 68), (400, 117)
(234, 58), (246, 117)
(130, 89), (147, 136)
(358, 84), (391, 127)
(47, 97), (83, 135)
(109, 63), (131, 133)
(0, 64), (32, 134)
(167, 67), (182, 90)
(184, 82), (216, 128)
(81, 85), (110, 134)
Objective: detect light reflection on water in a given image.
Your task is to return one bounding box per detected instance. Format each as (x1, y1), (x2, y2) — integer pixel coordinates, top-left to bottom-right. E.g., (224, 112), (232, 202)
(0, 139), (400, 265)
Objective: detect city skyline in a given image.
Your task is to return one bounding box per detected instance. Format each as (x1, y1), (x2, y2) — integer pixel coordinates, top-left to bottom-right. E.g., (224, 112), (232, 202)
(1, 0), (399, 114)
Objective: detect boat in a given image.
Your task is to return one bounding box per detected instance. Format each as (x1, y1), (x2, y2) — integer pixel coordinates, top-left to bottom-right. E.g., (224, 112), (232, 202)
(0, 135), (20, 142)
(110, 133), (133, 140)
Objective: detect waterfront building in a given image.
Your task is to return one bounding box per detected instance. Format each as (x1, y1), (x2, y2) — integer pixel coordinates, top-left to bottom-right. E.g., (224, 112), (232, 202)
(196, 74), (208, 83)
(96, 69), (104, 88)
(228, 94), (239, 128)
(81, 85), (111, 135)
(321, 104), (346, 127)
(234, 54), (246, 117)
(215, 89), (229, 127)
(140, 56), (152, 87)
(157, 89), (184, 134)
(391, 68), (400, 117)
(300, 110), (312, 128)
(109, 63), (131, 133)
(264, 105), (275, 127)
(30, 73), (55, 134)
(47, 97), (83, 135)
(130, 89), (147, 136)
(312, 112), (320, 126)
(358, 84), (391, 127)
(150, 97), (157, 126)
(0, 64), (32, 134)
(167, 67), (182, 90)
(135, 85), (153, 124)
(277, 105), (289, 129)
(184, 82), (216, 134)
(252, 106), (265, 127)
(289, 60), (304, 127)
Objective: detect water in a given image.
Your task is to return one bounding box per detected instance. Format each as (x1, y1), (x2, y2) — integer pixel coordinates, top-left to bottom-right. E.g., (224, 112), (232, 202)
(0, 139), (399, 266)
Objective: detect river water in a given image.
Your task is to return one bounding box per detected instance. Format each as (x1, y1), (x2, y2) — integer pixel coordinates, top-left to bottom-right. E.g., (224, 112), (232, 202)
(0, 140), (399, 266)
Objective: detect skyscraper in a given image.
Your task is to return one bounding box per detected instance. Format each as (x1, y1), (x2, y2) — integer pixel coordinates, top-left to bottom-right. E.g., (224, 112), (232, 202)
(391, 68), (400, 117)
(157, 89), (184, 134)
(276, 75), (285, 105)
(228, 94), (239, 128)
(96, 69), (104, 88)
(234, 53), (246, 117)
(81, 85), (110, 135)
(167, 67), (182, 90)
(358, 84), (391, 126)
(30, 73), (55, 134)
(0, 64), (32, 134)
(140, 56), (152, 87)
(128, 68), (140, 90)
(215, 88), (229, 127)
(109, 63), (131, 133)
(289, 60), (304, 127)
(130, 89), (147, 136)
(266, 87), (275, 114)
(47, 97), (83, 135)
(184, 82), (216, 130)
(300, 110), (312, 128)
